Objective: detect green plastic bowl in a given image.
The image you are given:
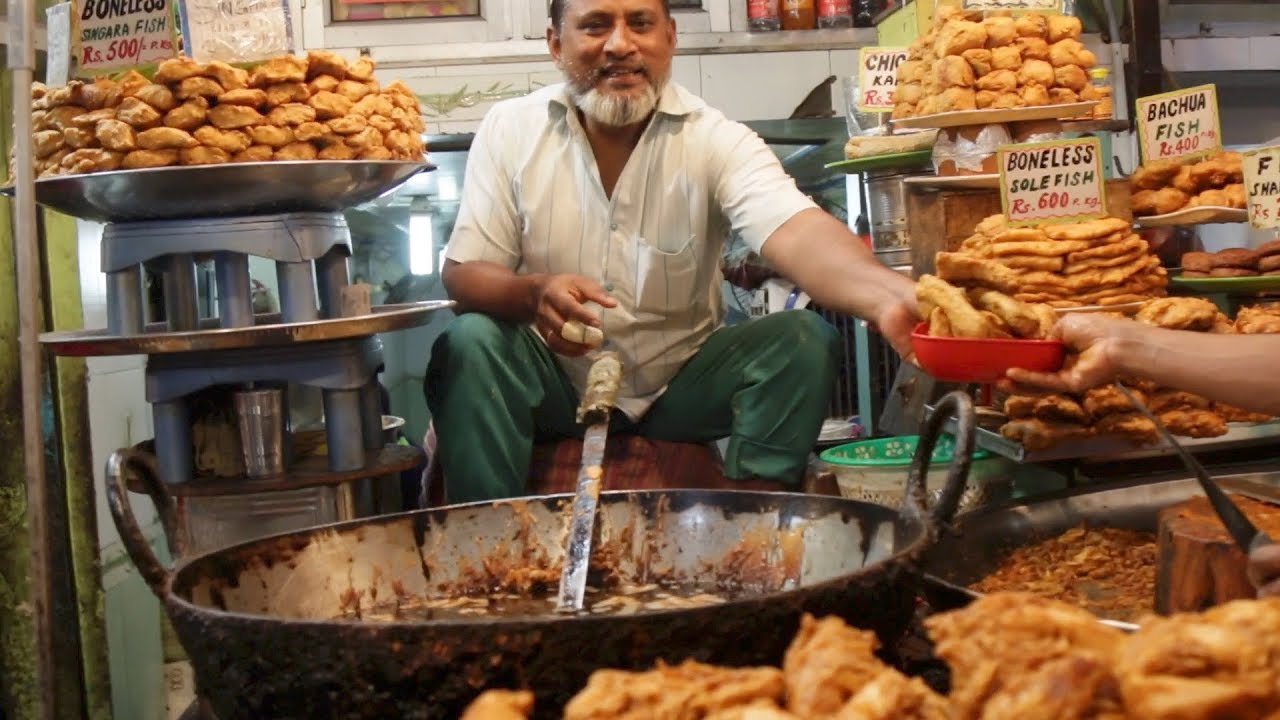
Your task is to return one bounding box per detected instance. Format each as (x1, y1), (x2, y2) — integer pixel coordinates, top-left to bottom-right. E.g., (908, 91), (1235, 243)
(818, 435), (989, 466)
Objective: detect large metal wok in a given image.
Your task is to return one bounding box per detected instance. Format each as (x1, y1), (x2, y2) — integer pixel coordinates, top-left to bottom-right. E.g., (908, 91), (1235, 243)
(108, 392), (976, 720)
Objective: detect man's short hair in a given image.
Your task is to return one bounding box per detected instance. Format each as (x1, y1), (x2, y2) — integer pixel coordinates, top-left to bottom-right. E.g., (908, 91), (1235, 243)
(548, 0), (671, 31)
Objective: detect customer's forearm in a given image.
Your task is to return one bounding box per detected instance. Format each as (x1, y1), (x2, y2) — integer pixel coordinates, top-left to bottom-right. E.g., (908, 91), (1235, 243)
(441, 260), (545, 322)
(762, 209), (915, 319)
(1107, 326), (1280, 415)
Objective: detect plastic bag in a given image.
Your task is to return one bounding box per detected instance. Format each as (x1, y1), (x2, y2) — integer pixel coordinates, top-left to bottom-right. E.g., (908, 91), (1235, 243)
(177, 0), (294, 65)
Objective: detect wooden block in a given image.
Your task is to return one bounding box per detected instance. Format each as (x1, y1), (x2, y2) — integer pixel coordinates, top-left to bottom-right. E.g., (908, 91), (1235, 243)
(340, 283), (372, 317)
(1155, 494), (1280, 614)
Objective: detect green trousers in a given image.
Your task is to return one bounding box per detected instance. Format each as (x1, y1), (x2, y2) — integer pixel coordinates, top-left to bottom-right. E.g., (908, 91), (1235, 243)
(424, 310), (839, 503)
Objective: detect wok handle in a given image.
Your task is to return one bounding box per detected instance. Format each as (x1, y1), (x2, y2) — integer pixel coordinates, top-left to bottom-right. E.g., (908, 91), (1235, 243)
(105, 448), (186, 597)
(902, 390), (976, 527)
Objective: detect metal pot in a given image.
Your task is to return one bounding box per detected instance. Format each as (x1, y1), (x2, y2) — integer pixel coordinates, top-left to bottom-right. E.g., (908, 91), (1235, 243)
(108, 393), (976, 720)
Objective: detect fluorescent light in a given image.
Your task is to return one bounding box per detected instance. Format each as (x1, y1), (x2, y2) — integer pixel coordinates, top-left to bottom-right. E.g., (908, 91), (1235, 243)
(409, 214), (434, 275)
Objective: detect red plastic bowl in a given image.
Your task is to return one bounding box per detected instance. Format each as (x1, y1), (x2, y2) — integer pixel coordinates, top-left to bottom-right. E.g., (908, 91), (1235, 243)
(910, 322), (1066, 383)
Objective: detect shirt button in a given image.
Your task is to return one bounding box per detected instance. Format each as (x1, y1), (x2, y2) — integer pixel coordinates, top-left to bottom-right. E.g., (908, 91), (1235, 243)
(605, 282), (614, 292)
(609, 223), (618, 231)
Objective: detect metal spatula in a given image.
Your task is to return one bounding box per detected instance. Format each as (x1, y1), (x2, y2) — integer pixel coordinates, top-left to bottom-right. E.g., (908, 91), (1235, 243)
(556, 347), (622, 612)
(1115, 381), (1274, 554)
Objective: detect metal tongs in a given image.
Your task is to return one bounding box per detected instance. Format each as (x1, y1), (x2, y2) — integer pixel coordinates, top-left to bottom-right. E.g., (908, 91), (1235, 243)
(1116, 381), (1275, 554)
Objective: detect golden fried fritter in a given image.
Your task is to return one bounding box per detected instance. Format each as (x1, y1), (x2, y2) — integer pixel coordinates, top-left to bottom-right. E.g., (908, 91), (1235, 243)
(267, 103), (316, 126)
(130, 83), (177, 112)
(308, 74), (341, 95)
(318, 143), (359, 160)
(1082, 384), (1141, 418)
(274, 142), (318, 161)
(61, 148), (123, 174)
(309, 90), (354, 120)
(232, 145), (275, 163)
(180, 146), (231, 166)
(1131, 159), (1184, 191)
(217, 88), (268, 108)
(250, 55), (308, 87)
(153, 56), (205, 85)
(163, 98), (209, 131)
(783, 614), (886, 718)
(246, 125), (294, 148)
(193, 126), (252, 154)
(293, 121), (328, 142)
(34, 130), (65, 158)
(265, 82), (310, 106)
(207, 104), (265, 130)
(335, 79), (372, 102)
(121, 149), (178, 169)
(1135, 297), (1220, 331)
(358, 146), (395, 160)
(1000, 418), (1095, 450)
(116, 97), (162, 128)
(460, 689), (533, 720)
(94, 119), (137, 153)
(201, 60), (249, 91)
(136, 127), (198, 150)
(175, 76), (225, 101)
(347, 56), (376, 82)
(327, 114), (368, 135)
(306, 50), (349, 80)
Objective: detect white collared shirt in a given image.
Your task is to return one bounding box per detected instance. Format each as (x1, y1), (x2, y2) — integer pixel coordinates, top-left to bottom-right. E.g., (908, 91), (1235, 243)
(445, 81), (817, 419)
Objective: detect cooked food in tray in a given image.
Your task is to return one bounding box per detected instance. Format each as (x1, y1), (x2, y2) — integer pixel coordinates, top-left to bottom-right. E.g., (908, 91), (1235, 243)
(24, 50), (425, 179)
(939, 213), (1168, 309)
(970, 525), (1157, 622)
(916, 274), (1059, 340)
(999, 297), (1275, 450)
(1129, 149), (1246, 218)
(464, 594), (1280, 719)
(893, 6), (1105, 119)
(1181, 239), (1280, 279)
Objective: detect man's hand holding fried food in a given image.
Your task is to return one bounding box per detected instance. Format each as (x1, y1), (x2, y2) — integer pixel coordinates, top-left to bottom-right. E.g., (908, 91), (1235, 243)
(916, 274), (1058, 341)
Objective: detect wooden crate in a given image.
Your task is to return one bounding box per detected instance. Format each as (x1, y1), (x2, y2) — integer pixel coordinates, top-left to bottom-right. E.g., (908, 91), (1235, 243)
(907, 178), (1132, 278)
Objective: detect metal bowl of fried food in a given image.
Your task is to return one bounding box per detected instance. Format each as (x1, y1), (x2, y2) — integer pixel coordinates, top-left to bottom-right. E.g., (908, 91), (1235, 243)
(911, 322), (1066, 383)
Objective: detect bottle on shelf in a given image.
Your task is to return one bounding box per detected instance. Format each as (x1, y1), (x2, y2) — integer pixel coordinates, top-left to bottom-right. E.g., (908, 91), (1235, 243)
(748, 0), (781, 31)
(853, 0), (883, 27)
(817, 0), (853, 28)
(781, 0), (816, 30)
(1089, 67), (1114, 119)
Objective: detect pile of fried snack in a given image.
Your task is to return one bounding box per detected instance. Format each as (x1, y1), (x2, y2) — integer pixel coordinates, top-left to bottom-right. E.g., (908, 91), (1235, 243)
(1182, 239), (1280, 279)
(893, 6), (1104, 119)
(462, 593), (1280, 720)
(935, 213), (1168, 309)
(28, 51), (424, 178)
(1129, 150), (1246, 218)
(916, 274), (1059, 340)
(1001, 297), (1275, 451)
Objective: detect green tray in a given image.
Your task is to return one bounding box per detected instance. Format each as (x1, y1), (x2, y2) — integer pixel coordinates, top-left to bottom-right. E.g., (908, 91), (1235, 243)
(819, 435), (989, 466)
(825, 149), (933, 174)
(1169, 273), (1280, 294)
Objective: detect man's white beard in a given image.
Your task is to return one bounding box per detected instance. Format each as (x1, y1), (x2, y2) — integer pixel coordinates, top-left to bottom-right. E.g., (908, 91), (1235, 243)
(572, 78), (663, 127)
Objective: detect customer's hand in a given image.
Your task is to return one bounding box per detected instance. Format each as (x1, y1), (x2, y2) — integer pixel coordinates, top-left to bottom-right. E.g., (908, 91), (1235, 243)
(1249, 544), (1280, 599)
(534, 274), (617, 357)
(999, 312), (1134, 394)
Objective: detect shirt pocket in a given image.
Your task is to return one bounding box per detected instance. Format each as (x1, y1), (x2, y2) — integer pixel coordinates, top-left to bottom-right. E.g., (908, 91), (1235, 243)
(631, 234), (701, 316)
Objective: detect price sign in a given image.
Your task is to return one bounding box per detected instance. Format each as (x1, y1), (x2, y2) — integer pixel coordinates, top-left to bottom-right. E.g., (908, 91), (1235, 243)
(856, 47), (907, 112)
(1136, 84), (1222, 164)
(1244, 146), (1280, 230)
(998, 137), (1107, 226)
(178, 0), (293, 64)
(73, 0), (179, 75)
(961, 0), (1061, 11)
(46, 3), (72, 85)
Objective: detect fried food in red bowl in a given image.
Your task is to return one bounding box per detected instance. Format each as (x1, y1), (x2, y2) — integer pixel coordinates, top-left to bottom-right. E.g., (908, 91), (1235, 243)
(911, 322), (1066, 383)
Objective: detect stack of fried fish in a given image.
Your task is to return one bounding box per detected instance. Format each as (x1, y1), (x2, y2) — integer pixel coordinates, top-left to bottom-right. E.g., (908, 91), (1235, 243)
(935, 213), (1169, 309)
(916, 274), (1059, 340)
(1001, 297), (1271, 451)
(463, 593), (1280, 720)
(893, 5), (1104, 119)
(28, 50), (425, 178)
(1130, 149), (1246, 218)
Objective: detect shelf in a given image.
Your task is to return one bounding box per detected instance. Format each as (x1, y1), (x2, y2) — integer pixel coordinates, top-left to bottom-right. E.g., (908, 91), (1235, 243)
(123, 442), (424, 497)
(928, 403), (1280, 464)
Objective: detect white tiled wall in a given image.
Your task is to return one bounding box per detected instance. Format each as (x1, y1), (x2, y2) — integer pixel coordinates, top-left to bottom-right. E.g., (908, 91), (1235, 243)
(404, 48), (866, 134)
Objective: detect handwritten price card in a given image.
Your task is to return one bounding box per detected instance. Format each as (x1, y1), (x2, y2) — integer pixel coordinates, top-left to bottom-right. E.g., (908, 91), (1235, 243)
(999, 137), (1107, 227)
(73, 0), (179, 75)
(1136, 84), (1222, 164)
(856, 47), (907, 112)
(962, 0), (1062, 11)
(1244, 146), (1280, 230)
